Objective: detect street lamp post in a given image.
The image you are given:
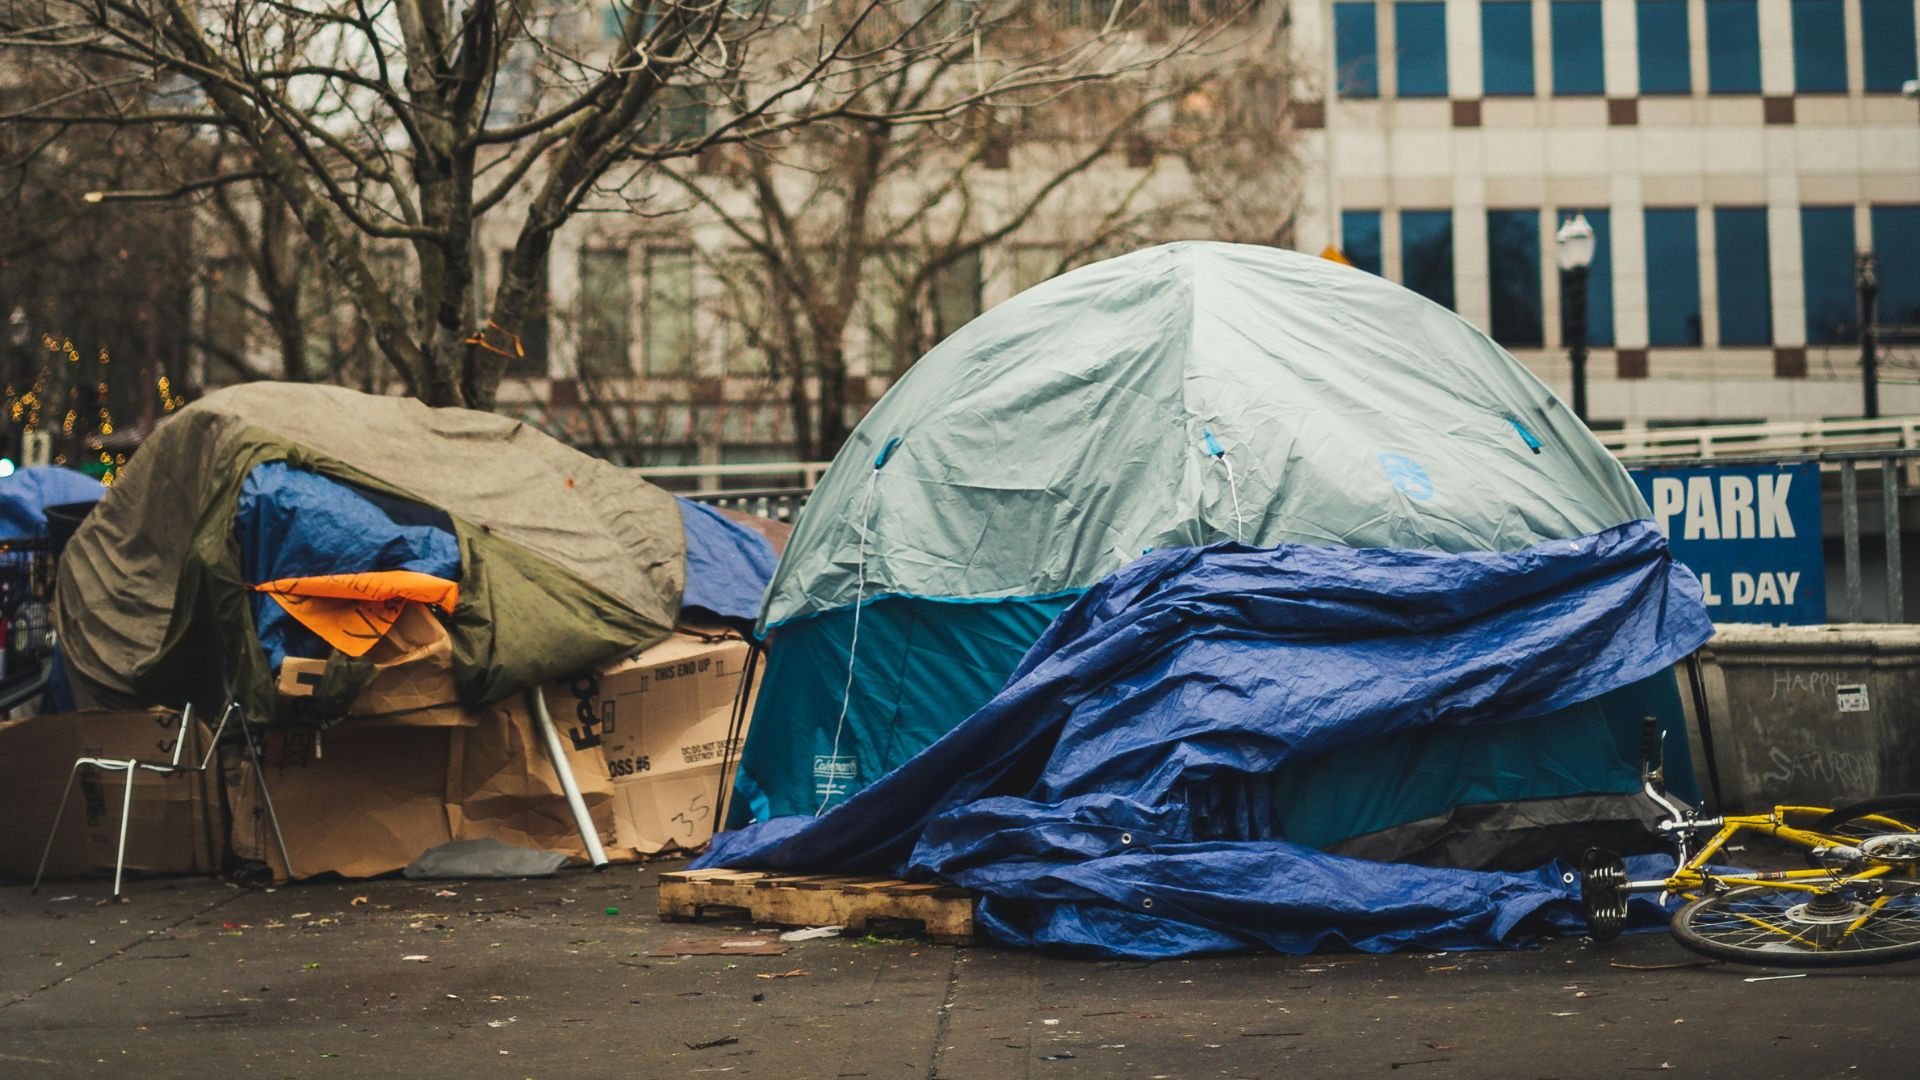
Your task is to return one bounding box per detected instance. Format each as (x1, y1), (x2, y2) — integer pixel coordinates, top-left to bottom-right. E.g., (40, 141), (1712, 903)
(1858, 251), (1879, 420)
(1556, 214), (1597, 424)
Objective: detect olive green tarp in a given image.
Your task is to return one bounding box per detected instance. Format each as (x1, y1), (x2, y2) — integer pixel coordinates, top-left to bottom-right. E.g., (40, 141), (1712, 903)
(55, 383), (684, 721)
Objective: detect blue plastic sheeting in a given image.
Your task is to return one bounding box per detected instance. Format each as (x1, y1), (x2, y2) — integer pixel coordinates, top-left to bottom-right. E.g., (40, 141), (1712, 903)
(236, 463), (461, 668)
(0, 466), (104, 539)
(676, 497), (779, 624)
(729, 593), (1080, 823)
(699, 522), (1712, 956)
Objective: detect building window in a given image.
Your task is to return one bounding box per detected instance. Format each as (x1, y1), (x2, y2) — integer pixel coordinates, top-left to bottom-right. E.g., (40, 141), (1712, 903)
(203, 257), (252, 357)
(497, 248), (549, 377)
(1488, 209), (1544, 346)
(1401, 209), (1455, 309)
(1342, 210), (1384, 276)
(1395, 2), (1449, 97)
(1482, 2), (1537, 96)
(642, 247), (696, 376)
(931, 249), (984, 343)
(1791, 0), (1848, 93)
(1574, 208), (1616, 347)
(1645, 208), (1703, 346)
(1705, 0), (1762, 94)
(1637, 1), (1693, 95)
(1551, 2), (1606, 96)
(1862, 0), (1919, 93)
(1334, 2), (1380, 98)
(1800, 206), (1858, 345)
(712, 253), (769, 377)
(1714, 207), (1773, 345)
(578, 247), (631, 378)
(1871, 205), (1920, 325)
(1010, 244), (1068, 293)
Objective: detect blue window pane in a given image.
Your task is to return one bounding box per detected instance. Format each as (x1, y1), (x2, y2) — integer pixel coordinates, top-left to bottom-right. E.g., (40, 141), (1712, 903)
(1558, 208), (1616, 346)
(1646, 208), (1703, 346)
(1792, 0), (1848, 93)
(1396, 3), (1450, 97)
(1872, 205), (1920, 325)
(1801, 206), (1857, 345)
(1483, 2), (1536, 96)
(1335, 2), (1380, 98)
(1489, 209), (1544, 346)
(1706, 0), (1762, 93)
(1862, 0), (1919, 92)
(1342, 210), (1384, 276)
(1637, 1), (1693, 94)
(1551, 2), (1606, 96)
(1402, 210), (1456, 309)
(1714, 207), (1773, 345)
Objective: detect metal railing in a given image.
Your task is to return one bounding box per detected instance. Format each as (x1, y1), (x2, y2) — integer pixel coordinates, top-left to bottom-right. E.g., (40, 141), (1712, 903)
(1603, 416), (1920, 464)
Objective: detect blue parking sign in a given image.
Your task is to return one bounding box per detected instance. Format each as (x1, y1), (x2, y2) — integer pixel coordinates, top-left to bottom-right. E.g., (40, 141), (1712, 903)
(1630, 462), (1827, 624)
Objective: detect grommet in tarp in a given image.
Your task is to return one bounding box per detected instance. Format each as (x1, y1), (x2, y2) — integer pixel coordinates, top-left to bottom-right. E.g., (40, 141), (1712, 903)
(873, 436), (903, 469)
(1141, 897), (1155, 910)
(1119, 832), (1133, 845)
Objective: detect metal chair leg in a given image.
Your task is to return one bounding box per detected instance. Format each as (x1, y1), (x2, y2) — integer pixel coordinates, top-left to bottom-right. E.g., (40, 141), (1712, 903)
(238, 716), (295, 879)
(31, 760), (89, 895)
(112, 763), (135, 903)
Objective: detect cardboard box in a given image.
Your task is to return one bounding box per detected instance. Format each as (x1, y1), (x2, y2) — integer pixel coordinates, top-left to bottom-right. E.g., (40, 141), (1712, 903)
(228, 691), (623, 880)
(570, 629), (760, 855)
(275, 604), (471, 726)
(0, 710), (221, 880)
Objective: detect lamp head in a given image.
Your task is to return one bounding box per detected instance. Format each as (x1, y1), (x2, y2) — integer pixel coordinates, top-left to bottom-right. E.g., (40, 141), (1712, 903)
(1556, 213), (1596, 272)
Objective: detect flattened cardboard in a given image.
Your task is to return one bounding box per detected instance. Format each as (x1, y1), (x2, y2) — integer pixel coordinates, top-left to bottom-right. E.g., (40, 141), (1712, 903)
(228, 689), (626, 880)
(447, 691), (619, 866)
(0, 710), (220, 880)
(227, 724), (454, 881)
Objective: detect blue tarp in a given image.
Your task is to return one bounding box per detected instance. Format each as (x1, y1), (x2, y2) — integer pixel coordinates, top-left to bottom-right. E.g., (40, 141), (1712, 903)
(0, 466), (105, 539)
(236, 463), (462, 669)
(698, 521), (1713, 957)
(234, 468), (779, 669)
(676, 497), (779, 624)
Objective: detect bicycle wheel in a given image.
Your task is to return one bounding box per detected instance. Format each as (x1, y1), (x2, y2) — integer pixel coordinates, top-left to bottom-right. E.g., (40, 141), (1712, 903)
(1671, 880), (1920, 966)
(1812, 795), (1920, 841)
(1806, 795), (1920, 869)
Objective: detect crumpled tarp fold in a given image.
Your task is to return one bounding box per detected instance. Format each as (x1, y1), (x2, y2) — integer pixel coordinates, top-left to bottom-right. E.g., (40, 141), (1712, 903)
(699, 521), (1712, 957)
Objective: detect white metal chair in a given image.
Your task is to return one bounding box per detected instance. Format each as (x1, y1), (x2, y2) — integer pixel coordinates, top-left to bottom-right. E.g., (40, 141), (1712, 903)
(31, 700), (295, 901)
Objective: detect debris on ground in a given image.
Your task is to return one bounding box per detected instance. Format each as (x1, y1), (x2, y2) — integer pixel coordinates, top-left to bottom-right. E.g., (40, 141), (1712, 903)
(754, 969), (808, 980)
(648, 938), (788, 957)
(684, 1036), (740, 1051)
(778, 926), (842, 942)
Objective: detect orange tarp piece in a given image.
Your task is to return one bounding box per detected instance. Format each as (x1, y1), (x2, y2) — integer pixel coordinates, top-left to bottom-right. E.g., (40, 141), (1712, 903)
(254, 570), (460, 658)
(1320, 245), (1353, 266)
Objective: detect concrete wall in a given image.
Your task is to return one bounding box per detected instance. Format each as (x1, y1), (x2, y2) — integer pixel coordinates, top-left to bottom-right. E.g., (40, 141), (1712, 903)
(1686, 625), (1920, 811)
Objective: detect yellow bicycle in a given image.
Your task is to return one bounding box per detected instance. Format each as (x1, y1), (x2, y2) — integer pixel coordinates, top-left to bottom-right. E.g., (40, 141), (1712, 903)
(1581, 721), (1920, 967)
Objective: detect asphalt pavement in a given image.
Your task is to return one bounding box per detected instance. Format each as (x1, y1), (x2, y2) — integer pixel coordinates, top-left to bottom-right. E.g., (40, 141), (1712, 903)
(1, 861), (1914, 1078)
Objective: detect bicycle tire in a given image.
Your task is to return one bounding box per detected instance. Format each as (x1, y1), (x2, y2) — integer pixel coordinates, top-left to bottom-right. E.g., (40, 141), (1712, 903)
(1805, 795), (1920, 868)
(1671, 880), (1920, 967)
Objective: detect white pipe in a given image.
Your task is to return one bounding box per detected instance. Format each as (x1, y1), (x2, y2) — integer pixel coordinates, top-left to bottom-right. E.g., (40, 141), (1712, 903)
(529, 687), (610, 868)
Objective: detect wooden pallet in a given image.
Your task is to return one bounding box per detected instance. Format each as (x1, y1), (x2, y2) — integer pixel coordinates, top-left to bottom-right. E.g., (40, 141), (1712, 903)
(657, 869), (977, 944)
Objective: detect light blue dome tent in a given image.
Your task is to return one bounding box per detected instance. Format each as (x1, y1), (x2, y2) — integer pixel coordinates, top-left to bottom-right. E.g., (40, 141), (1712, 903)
(729, 241), (1697, 867)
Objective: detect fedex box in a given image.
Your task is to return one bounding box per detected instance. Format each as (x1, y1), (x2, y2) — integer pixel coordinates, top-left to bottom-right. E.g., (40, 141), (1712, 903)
(555, 630), (758, 855)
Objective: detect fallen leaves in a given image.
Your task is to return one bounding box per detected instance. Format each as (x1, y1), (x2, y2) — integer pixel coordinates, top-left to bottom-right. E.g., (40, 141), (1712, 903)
(754, 969), (809, 980)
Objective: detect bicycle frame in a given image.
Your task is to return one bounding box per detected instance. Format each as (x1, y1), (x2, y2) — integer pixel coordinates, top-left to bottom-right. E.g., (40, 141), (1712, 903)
(1623, 808), (1897, 897)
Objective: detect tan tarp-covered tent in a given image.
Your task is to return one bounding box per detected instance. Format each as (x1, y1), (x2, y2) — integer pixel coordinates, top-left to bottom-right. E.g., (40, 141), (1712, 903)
(56, 383), (685, 722)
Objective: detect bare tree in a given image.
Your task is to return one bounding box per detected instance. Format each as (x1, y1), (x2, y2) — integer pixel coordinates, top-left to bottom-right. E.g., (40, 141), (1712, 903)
(647, 3), (1300, 459)
(3, 0), (1215, 411)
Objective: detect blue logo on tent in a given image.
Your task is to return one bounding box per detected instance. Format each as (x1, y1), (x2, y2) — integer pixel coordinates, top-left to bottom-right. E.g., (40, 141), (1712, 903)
(1378, 454), (1434, 501)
